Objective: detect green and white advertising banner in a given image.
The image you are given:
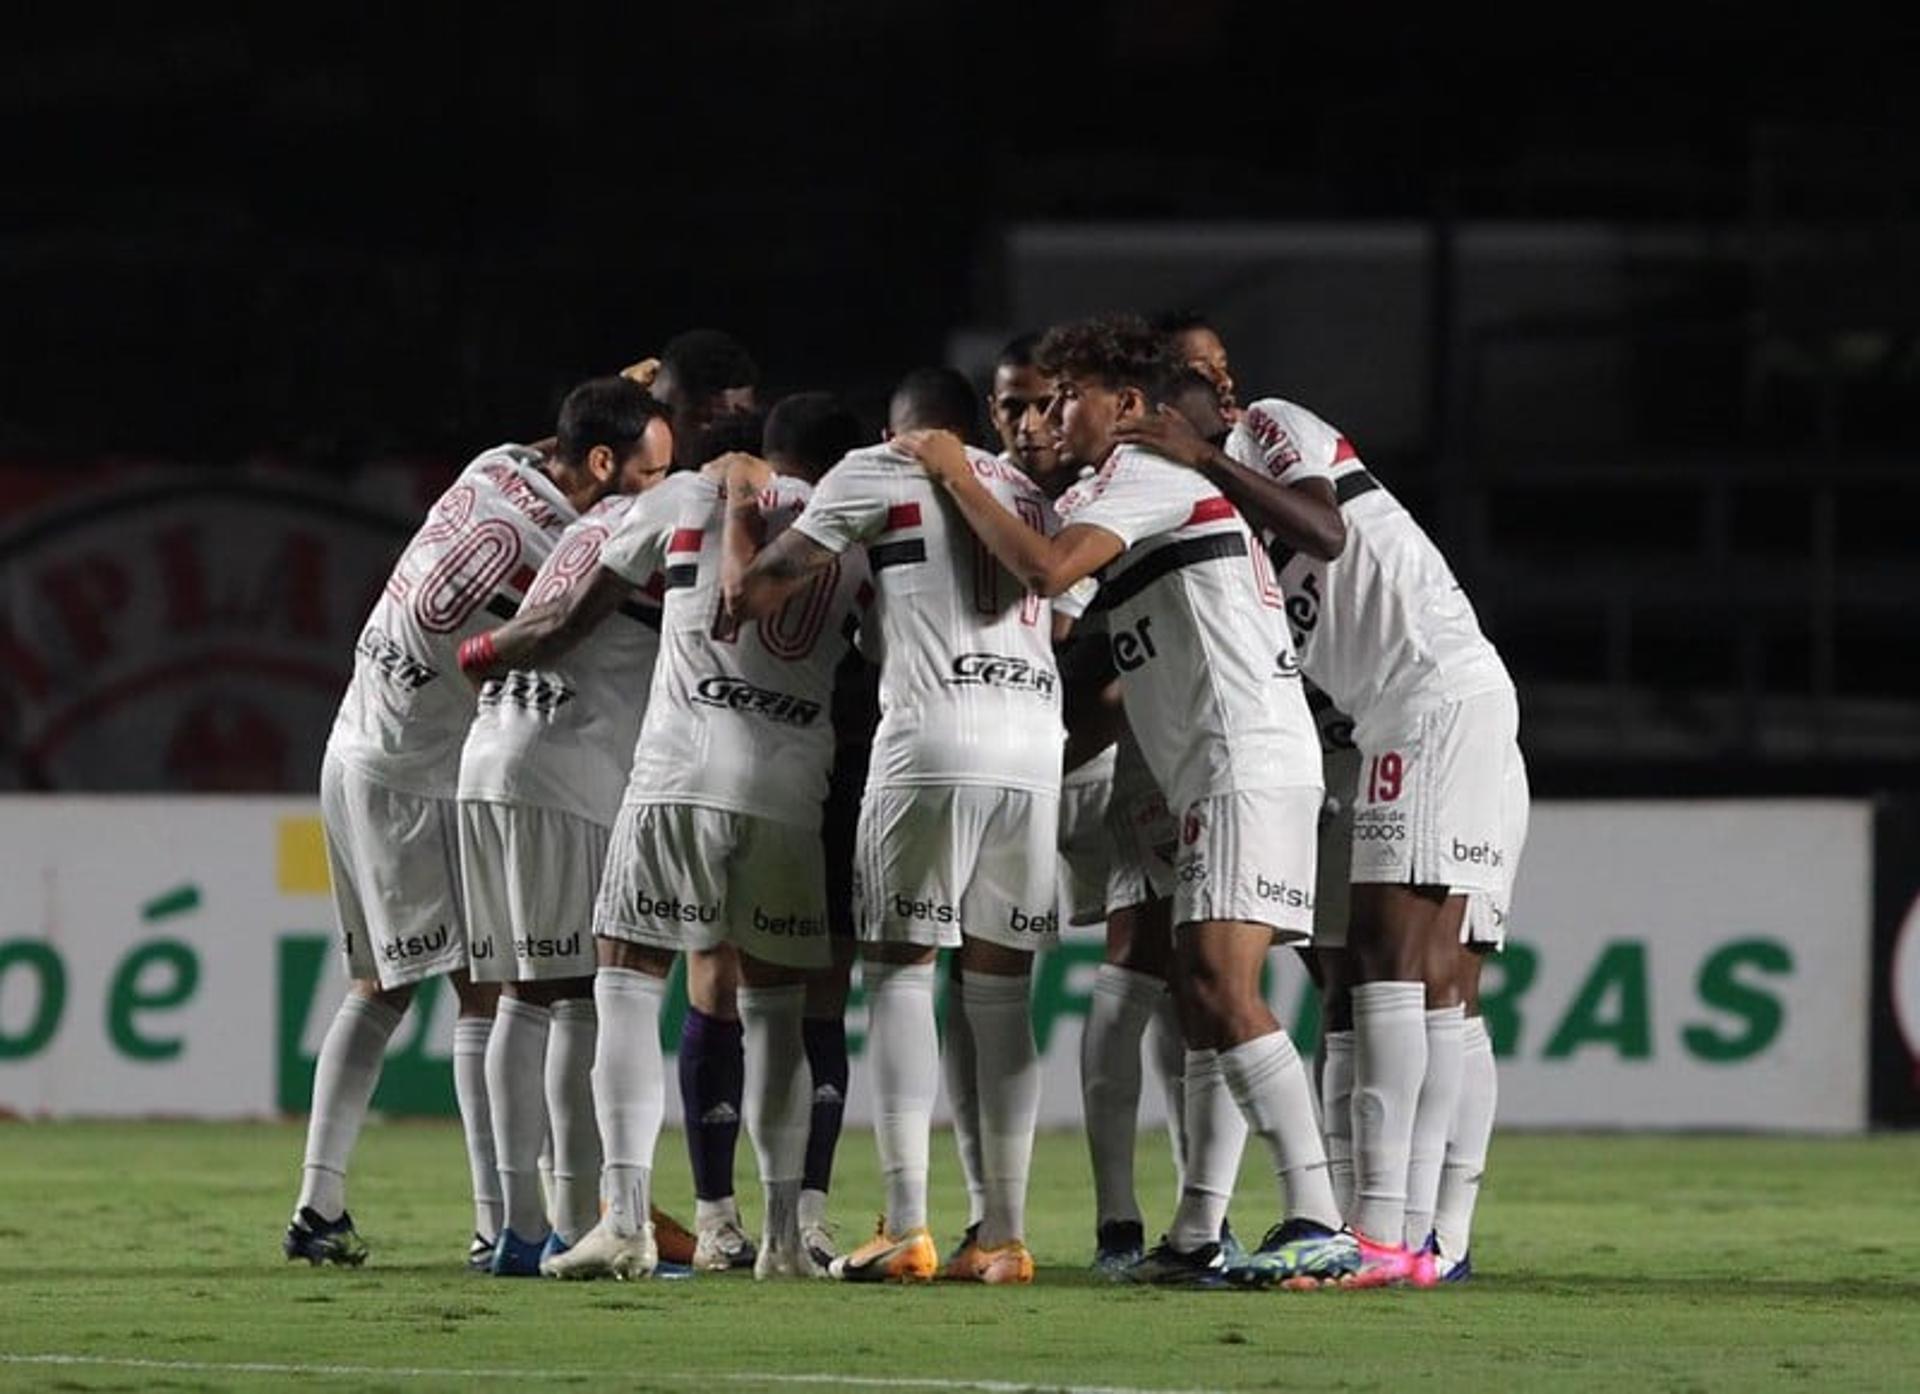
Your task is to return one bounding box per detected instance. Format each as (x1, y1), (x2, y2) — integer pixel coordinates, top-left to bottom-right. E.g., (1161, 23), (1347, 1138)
(0, 797), (1873, 1131)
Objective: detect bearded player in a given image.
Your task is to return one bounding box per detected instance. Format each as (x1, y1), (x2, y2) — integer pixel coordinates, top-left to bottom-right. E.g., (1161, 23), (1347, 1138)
(284, 376), (670, 1269)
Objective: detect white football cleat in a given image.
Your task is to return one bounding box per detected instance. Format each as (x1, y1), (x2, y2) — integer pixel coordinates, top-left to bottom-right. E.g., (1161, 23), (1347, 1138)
(693, 1208), (757, 1272)
(753, 1227), (807, 1280)
(540, 1219), (657, 1281)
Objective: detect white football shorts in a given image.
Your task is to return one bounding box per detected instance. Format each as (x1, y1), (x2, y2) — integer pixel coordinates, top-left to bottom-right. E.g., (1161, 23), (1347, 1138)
(1462, 740), (1530, 949)
(856, 784), (1059, 951)
(593, 801), (830, 969)
(1349, 689), (1527, 922)
(459, 800), (605, 982)
(1057, 771), (1114, 928)
(321, 755), (467, 989)
(1169, 784), (1322, 942)
(1104, 769), (1177, 914)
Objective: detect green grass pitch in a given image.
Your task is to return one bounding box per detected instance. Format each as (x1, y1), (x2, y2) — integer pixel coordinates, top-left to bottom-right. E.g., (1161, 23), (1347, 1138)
(0, 1122), (1915, 1392)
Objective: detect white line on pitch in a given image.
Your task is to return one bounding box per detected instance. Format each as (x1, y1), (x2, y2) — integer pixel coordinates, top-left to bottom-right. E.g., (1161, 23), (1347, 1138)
(0, 1353), (1221, 1394)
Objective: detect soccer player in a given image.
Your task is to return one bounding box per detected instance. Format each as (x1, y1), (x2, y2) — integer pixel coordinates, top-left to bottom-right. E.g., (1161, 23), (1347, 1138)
(1116, 369), (1528, 1288)
(453, 394), (677, 1275)
(986, 332), (1189, 1275)
(485, 424), (866, 1283)
(728, 367), (1064, 1285)
(649, 328), (760, 466)
(284, 376), (671, 1269)
(894, 316), (1350, 1288)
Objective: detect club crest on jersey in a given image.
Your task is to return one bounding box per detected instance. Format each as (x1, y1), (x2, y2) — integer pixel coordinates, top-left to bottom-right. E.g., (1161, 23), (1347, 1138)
(944, 652), (1057, 696)
(692, 675), (821, 726)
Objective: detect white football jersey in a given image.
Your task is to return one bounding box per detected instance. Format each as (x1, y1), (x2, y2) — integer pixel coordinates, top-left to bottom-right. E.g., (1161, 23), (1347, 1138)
(1226, 397), (1512, 746)
(457, 493), (664, 825)
(602, 471), (868, 828)
(793, 444), (1062, 796)
(1064, 444), (1320, 805)
(326, 445), (576, 799)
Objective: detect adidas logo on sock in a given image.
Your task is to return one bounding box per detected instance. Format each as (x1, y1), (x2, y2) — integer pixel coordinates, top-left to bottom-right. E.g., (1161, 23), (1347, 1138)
(813, 1084), (844, 1105)
(700, 1103), (741, 1125)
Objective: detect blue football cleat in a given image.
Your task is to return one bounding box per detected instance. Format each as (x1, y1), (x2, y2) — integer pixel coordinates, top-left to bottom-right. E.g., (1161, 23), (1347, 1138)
(283, 1207), (368, 1267)
(1091, 1219), (1146, 1279)
(489, 1227), (548, 1277)
(1225, 1218), (1359, 1289)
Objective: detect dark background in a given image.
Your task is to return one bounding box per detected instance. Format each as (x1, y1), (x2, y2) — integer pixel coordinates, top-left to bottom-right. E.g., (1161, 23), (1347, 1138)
(3, 5), (1917, 795)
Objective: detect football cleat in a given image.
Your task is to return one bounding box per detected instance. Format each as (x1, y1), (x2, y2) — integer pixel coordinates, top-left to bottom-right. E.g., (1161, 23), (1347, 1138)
(1218, 1218), (1247, 1267)
(1091, 1219), (1146, 1279)
(649, 1207), (698, 1267)
(1337, 1229), (1417, 1289)
(466, 1233), (496, 1274)
(693, 1210), (758, 1272)
(944, 1220), (981, 1268)
(283, 1207), (368, 1267)
(800, 1219), (839, 1278)
(488, 1227), (548, 1278)
(828, 1218), (938, 1283)
(754, 1229), (808, 1281)
(1125, 1238), (1228, 1289)
(1407, 1232), (1440, 1289)
(539, 1231), (571, 1267)
(1438, 1249), (1472, 1283)
(1224, 1219), (1359, 1290)
(540, 1219), (657, 1281)
(941, 1236), (1035, 1285)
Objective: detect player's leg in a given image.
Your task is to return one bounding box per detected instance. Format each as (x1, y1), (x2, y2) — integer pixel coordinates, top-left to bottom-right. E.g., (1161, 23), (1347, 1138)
(1081, 898), (1170, 1273)
(484, 981), (553, 1272)
(1430, 741), (1527, 1281)
(829, 785), (954, 1283)
(1317, 950), (1357, 1218)
(448, 970), (503, 1269)
(942, 941), (1040, 1285)
(1161, 790), (1347, 1290)
(943, 955), (987, 1245)
(545, 802), (725, 1280)
(799, 944), (853, 1271)
(726, 813), (835, 1279)
(682, 944), (753, 1271)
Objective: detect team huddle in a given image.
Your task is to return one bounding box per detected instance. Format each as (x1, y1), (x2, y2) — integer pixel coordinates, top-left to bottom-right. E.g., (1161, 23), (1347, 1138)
(285, 314), (1527, 1292)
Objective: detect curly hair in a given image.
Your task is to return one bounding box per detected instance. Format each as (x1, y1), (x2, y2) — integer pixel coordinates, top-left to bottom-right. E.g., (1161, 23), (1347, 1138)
(1035, 314), (1183, 401)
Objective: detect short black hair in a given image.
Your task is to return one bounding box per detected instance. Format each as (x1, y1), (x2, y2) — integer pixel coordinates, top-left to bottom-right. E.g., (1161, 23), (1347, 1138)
(996, 332), (1044, 371)
(1149, 308), (1217, 338)
(1036, 314), (1183, 401)
(765, 392), (867, 476)
(659, 329), (760, 401)
(555, 376), (667, 466)
(890, 366), (979, 437)
(689, 407), (767, 467)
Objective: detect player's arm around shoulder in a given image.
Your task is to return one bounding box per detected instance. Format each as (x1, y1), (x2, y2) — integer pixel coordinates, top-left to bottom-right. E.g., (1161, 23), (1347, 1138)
(726, 455), (844, 622)
(895, 428), (1122, 598)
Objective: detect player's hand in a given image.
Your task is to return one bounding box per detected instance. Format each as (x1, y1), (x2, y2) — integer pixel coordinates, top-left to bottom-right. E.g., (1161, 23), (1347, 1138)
(1113, 405), (1216, 470)
(620, 357), (662, 390)
(892, 429), (971, 484)
(716, 451), (774, 501)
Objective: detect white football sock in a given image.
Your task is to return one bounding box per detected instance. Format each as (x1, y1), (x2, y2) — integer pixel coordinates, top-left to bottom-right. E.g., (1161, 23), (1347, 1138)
(1219, 1029), (1341, 1230)
(1321, 1029), (1356, 1219)
(1168, 1048), (1248, 1252)
(1149, 988), (1189, 1196)
(485, 996), (552, 1240)
(594, 967), (666, 1237)
(1080, 964), (1161, 1228)
(962, 970), (1040, 1247)
(942, 973), (987, 1227)
(297, 993), (403, 1220)
(546, 996), (601, 1244)
(739, 984), (810, 1187)
(1404, 1004), (1466, 1249)
(1435, 1014), (1497, 1264)
(865, 960), (937, 1234)
(452, 1015), (502, 1241)
(1351, 980), (1427, 1245)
